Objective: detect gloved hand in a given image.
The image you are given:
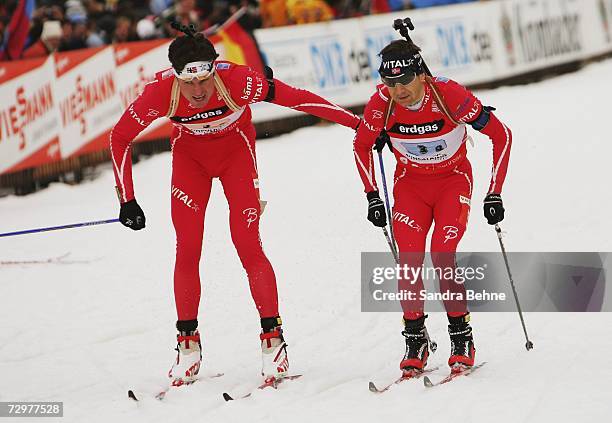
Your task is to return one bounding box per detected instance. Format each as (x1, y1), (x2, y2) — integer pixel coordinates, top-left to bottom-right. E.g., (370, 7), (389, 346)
(367, 191), (387, 227)
(483, 193), (504, 225)
(374, 130), (391, 153)
(119, 199), (146, 230)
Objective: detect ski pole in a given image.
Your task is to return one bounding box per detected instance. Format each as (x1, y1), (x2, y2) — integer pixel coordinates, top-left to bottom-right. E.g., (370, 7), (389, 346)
(0, 219), (120, 238)
(378, 155), (436, 349)
(381, 226), (399, 264)
(495, 224), (534, 351)
(376, 150), (399, 263)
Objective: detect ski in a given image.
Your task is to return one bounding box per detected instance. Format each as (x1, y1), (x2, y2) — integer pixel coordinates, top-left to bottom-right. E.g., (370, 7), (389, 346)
(369, 366), (439, 394)
(222, 374), (303, 401)
(423, 362), (487, 388)
(128, 372), (224, 401)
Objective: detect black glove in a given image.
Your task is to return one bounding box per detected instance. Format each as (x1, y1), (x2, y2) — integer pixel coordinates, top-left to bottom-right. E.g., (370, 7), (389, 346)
(374, 130), (391, 153)
(119, 199), (146, 230)
(483, 193), (504, 225)
(367, 191), (387, 227)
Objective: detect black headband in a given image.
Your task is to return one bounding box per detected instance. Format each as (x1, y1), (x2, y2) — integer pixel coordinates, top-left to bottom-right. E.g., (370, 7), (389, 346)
(378, 51), (424, 78)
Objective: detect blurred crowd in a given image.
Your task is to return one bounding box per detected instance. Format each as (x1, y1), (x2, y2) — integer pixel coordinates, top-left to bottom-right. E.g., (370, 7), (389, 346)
(0, 0), (480, 60)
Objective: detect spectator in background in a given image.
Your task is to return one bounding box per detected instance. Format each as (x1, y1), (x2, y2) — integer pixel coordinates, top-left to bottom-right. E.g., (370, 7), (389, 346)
(22, 20), (62, 59)
(260, 0), (289, 27)
(227, 0), (262, 32)
(329, 0), (367, 18)
(150, 0), (174, 16)
(28, 2), (65, 45)
(62, 1), (89, 50)
(65, 0), (88, 22)
(160, 0), (206, 38)
(85, 19), (106, 46)
(286, 0), (335, 25)
(59, 18), (88, 50)
(136, 16), (159, 40)
(113, 15), (139, 42)
(174, 0), (201, 30)
(119, 0), (151, 20)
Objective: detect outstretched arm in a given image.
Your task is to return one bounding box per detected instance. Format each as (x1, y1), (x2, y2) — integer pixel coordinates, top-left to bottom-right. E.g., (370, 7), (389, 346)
(271, 78), (360, 129)
(226, 64), (360, 129)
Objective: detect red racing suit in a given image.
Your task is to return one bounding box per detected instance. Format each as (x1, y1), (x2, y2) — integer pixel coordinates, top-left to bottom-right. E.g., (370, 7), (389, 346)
(111, 61), (360, 321)
(353, 77), (512, 319)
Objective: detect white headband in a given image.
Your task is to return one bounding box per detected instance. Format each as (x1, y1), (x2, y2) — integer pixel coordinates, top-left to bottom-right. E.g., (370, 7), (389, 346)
(173, 60), (215, 81)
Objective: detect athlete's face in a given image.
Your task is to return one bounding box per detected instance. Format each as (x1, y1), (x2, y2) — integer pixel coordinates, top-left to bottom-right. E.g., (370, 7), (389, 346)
(177, 77), (216, 108)
(387, 74), (426, 108)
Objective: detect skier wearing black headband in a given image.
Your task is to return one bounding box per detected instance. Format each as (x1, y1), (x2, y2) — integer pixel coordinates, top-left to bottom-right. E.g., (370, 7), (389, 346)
(354, 40), (512, 374)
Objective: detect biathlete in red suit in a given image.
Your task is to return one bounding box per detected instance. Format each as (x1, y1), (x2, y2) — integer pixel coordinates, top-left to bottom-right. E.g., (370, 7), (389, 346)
(353, 40), (511, 373)
(110, 30), (360, 386)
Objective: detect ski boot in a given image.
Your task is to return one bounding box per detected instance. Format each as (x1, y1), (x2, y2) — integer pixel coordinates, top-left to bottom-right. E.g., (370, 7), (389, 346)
(260, 316), (289, 383)
(448, 313), (476, 372)
(400, 315), (436, 375)
(168, 319), (202, 387)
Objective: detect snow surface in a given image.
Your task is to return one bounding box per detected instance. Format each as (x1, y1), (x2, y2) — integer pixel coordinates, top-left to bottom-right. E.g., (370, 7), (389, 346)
(1, 60), (611, 423)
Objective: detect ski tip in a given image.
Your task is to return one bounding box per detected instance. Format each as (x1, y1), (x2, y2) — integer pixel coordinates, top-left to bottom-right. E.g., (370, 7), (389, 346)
(222, 392), (234, 402)
(423, 376), (434, 388)
(127, 390), (138, 401)
(368, 381), (378, 393)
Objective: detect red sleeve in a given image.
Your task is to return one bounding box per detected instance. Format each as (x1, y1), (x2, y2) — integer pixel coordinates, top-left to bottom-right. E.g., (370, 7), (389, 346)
(110, 77), (167, 203)
(480, 112), (512, 194)
(436, 78), (512, 194)
(434, 77), (483, 124)
(353, 87), (389, 193)
(222, 63), (269, 105)
(271, 79), (360, 128)
(224, 64), (360, 128)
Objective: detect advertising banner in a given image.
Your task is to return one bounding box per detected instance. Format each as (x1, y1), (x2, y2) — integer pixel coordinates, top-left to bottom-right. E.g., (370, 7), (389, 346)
(113, 39), (173, 142)
(54, 47), (123, 157)
(0, 56), (60, 173)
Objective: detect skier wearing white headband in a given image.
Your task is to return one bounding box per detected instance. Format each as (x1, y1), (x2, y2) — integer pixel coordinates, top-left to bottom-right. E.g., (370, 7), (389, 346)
(110, 27), (360, 389)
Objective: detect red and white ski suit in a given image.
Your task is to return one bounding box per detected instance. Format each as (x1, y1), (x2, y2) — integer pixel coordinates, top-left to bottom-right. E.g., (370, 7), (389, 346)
(353, 77), (512, 319)
(111, 62), (360, 321)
